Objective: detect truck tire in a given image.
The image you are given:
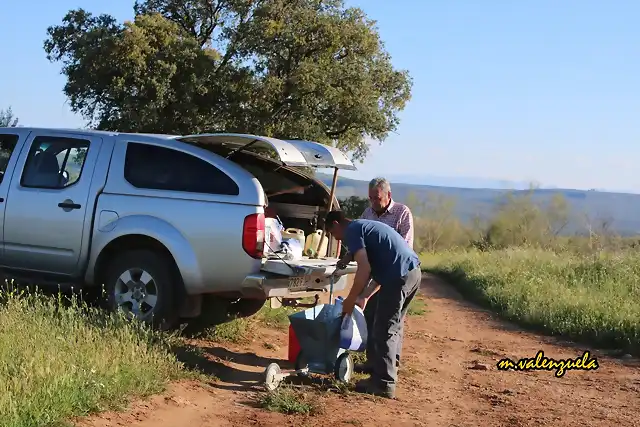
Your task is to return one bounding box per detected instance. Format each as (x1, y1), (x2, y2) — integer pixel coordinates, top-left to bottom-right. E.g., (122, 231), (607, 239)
(103, 249), (181, 331)
(228, 298), (267, 318)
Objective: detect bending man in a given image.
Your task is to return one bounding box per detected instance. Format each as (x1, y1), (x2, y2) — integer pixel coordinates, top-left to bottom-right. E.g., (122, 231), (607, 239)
(326, 210), (421, 398)
(337, 177), (414, 374)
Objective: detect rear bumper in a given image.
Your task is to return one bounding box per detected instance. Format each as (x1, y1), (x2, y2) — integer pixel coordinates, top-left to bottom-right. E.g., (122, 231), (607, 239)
(239, 271), (355, 300)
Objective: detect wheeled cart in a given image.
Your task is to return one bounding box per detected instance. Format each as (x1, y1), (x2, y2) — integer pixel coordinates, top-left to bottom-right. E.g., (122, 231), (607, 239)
(263, 302), (354, 391)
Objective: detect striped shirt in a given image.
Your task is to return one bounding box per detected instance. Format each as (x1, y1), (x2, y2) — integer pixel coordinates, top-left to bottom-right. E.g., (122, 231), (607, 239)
(360, 200), (414, 249)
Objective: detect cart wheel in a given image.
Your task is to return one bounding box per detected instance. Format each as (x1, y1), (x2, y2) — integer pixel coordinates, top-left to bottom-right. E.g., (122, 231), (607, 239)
(334, 353), (354, 383)
(264, 363), (282, 391)
(295, 351), (309, 377)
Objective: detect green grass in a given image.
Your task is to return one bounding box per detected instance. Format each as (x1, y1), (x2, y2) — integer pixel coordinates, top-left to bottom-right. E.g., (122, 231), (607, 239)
(422, 248), (640, 354)
(258, 386), (320, 415)
(0, 288), (183, 427)
(407, 297), (427, 316)
(203, 316), (253, 343)
(258, 304), (298, 329)
(204, 303), (298, 343)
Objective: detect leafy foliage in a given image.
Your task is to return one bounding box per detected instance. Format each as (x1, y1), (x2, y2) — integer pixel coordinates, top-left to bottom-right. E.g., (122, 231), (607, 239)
(44, 0), (412, 161)
(0, 107), (18, 127)
(339, 195), (369, 218)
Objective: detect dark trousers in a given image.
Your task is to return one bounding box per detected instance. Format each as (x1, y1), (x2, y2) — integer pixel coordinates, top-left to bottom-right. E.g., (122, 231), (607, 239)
(368, 267), (421, 386)
(363, 282), (404, 368)
(364, 289), (404, 367)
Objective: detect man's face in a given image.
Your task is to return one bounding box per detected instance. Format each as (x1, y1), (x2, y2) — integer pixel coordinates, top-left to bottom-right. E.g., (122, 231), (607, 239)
(369, 187), (391, 212)
(326, 221), (345, 240)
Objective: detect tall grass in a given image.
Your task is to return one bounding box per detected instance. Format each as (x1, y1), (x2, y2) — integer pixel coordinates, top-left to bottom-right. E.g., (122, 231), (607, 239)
(423, 248), (640, 354)
(203, 303), (298, 343)
(0, 288), (183, 427)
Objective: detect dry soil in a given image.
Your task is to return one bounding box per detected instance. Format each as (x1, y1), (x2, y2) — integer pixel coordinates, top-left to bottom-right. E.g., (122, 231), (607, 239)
(78, 274), (640, 427)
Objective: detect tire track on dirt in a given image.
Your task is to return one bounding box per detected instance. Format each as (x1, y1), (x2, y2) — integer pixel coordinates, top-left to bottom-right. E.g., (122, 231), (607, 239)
(79, 274), (640, 427)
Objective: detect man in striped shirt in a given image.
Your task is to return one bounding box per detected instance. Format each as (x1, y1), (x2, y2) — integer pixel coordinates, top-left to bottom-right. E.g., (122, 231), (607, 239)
(337, 177), (415, 374)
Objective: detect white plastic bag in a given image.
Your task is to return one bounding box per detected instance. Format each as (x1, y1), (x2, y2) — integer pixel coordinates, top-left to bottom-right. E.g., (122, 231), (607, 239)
(265, 217), (284, 254)
(280, 238), (303, 260)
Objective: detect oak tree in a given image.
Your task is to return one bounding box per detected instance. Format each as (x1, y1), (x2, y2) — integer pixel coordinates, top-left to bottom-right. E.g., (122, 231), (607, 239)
(44, 0), (412, 160)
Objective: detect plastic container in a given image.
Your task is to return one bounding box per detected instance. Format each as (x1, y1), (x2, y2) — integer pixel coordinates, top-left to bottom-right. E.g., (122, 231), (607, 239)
(333, 297), (344, 318)
(265, 218), (284, 254)
(340, 303), (367, 352)
(304, 230), (328, 257)
(282, 228), (305, 249)
(327, 238), (341, 258)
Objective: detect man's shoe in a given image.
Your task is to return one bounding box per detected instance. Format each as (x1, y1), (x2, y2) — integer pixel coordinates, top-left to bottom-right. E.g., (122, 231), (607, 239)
(354, 363), (373, 374)
(354, 379), (396, 399)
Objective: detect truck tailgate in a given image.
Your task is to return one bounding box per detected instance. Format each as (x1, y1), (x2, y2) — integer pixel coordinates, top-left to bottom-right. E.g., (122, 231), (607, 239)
(261, 257), (357, 277)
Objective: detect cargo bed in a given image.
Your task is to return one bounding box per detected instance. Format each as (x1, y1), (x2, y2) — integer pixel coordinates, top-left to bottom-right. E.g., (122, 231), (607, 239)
(261, 256), (357, 277)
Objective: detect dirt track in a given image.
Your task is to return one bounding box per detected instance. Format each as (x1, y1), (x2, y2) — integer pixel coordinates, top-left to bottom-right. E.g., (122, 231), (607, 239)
(79, 274), (640, 427)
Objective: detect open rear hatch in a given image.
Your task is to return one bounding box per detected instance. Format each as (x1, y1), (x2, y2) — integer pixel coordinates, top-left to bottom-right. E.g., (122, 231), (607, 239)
(176, 133), (357, 171)
(175, 133), (358, 289)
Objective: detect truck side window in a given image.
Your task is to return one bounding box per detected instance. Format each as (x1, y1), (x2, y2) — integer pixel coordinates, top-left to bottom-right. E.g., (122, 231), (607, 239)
(0, 134), (18, 183)
(124, 142), (240, 196)
(21, 136), (90, 189)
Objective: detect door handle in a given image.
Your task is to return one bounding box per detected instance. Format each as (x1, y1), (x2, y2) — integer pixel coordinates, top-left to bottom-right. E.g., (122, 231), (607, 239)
(58, 200), (81, 210)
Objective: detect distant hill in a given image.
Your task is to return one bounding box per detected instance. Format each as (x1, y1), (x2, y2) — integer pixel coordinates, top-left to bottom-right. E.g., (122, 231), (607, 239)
(317, 173), (640, 236)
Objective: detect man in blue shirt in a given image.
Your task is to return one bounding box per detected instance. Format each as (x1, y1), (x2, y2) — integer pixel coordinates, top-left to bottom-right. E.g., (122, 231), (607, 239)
(325, 210), (421, 399)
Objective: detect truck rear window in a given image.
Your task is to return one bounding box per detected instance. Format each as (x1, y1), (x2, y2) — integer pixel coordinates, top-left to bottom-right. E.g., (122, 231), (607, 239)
(0, 134), (18, 183)
(124, 142), (240, 196)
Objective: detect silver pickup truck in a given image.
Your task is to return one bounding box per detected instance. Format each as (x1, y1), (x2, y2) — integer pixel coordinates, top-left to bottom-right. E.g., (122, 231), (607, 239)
(0, 127), (357, 329)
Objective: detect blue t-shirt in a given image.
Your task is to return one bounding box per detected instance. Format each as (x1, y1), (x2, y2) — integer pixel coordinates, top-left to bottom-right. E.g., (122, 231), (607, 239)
(343, 219), (420, 287)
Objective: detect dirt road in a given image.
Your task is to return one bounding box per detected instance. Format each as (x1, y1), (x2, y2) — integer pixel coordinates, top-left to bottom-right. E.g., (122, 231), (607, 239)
(80, 274), (640, 427)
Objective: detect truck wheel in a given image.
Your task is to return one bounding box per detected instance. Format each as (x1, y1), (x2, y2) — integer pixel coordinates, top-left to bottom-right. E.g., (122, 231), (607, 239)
(228, 298), (267, 318)
(104, 250), (180, 331)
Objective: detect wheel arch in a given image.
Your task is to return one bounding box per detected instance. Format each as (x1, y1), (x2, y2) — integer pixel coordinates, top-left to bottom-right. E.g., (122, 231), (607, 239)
(85, 214), (203, 292)
(92, 234), (185, 296)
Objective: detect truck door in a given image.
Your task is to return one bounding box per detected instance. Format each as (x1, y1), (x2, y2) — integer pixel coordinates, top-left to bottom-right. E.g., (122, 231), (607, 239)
(3, 131), (103, 275)
(0, 130), (27, 264)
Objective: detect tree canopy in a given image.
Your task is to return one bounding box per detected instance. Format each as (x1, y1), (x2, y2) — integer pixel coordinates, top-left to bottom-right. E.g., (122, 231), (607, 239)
(0, 107), (18, 127)
(44, 0), (412, 160)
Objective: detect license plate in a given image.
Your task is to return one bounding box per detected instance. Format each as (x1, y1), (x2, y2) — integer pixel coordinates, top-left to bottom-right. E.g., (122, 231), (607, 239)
(288, 276), (307, 291)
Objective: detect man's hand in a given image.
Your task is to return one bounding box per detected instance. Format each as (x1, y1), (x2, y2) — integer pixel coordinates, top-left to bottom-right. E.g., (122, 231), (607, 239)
(336, 251), (353, 270)
(355, 296), (367, 309)
(342, 296), (357, 316)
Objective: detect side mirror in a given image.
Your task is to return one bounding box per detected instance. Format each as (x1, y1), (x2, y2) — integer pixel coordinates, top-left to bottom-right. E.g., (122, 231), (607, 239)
(62, 170), (70, 183)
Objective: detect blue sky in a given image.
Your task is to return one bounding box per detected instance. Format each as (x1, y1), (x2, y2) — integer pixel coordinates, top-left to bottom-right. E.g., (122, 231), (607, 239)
(1, 1), (639, 192)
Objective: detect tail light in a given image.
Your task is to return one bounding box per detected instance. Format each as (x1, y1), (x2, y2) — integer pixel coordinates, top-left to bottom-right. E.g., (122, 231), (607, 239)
(243, 213), (265, 259)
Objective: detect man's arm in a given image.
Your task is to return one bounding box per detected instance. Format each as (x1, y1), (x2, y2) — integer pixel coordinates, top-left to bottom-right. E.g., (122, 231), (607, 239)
(344, 248), (372, 310)
(355, 279), (380, 309)
(360, 280), (380, 299)
(341, 225), (369, 315)
(337, 250), (354, 269)
(397, 208), (415, 250)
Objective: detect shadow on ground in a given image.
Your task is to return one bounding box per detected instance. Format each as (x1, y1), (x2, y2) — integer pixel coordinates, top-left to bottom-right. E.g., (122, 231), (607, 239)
(173, 343), (344, 393)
